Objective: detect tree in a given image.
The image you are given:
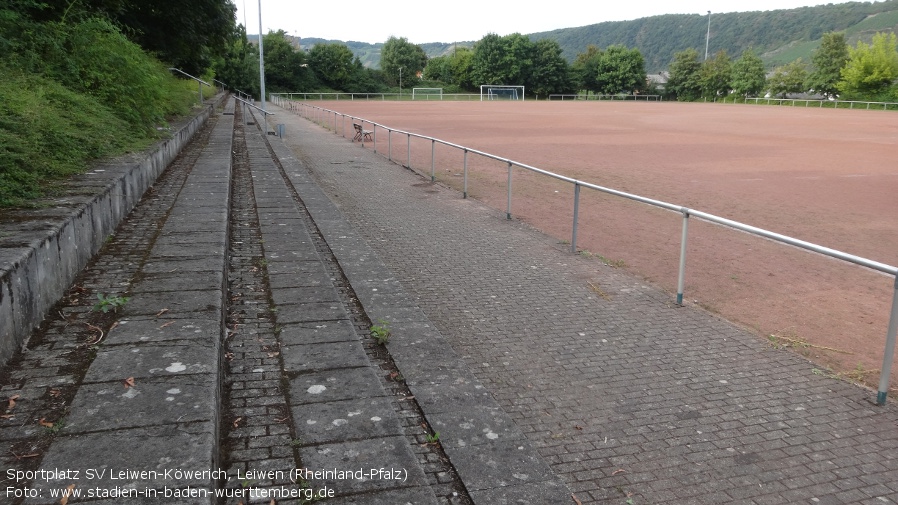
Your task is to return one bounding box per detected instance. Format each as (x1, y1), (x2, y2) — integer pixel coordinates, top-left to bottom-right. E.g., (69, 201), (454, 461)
(767, 59), (808, 98)
(807, 32), (849, 98)
(730, 48), (766, 98)
(838, 32), (898, 98)
(345, 57), (385, 93)
(700, 50), (732, 98)
(449, 47), (474, 90)
(527, 39), (571, 98)
(572, 45), (602, 96)
(309, 43), (355, 89)
(594, 45), (646, 95)
(212, 23), (260, 97)
(380, 36), (427, 87)
(423, 55), (452, 82)
(99, 0), (236, 75)
(262, 30), (313, 92)
(471, 33), (532, 86)
(666, 48), (703, 101)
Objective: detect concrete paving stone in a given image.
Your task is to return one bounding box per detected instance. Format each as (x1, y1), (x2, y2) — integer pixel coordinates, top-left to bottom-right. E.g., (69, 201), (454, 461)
(278, 320), (359, 345)
(128, 272), (223, 294)
(269, 285), (340, 306)
(24, 423), (217, 501)
(259, 226), (311, 240)
(275, 301), (348, 324)
(446, 436), (560, 493)
(291, 396), (404, 445)
(166, 210), (228, 226)
(160, 219), (227, 235)
(341, 276), (405, 297)
(140, 258), (224, 275)
(395, 357), (473, 388)
(426, 406), (528, 450)
(363, 291), (422, 311)
(163, 210), (228, 225)
(104, 317), (220, 345)
(406, 372), (498, 415)
(145, 242), (227, 259)
(466, 478), (573, 505)
(257, 209), (304, 219)
(63, 375), (217, 433)
(83, 341), (217, 383)
(264, 259), (329, 276)
(281, 340), (370, 373)
(364, 306), (432, 326)
(119, 290), (222, 317)
(151, 231), (226, 246)
(288, 367), (387, 405)
(267, 268), (334, 289)
(323, 486), (440, 505)
(262, 247), (321, 262)
(297, 436), (428, 495)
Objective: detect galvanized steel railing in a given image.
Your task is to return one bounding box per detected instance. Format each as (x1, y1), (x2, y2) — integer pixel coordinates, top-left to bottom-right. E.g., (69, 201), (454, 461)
(271, 95), (898, 405)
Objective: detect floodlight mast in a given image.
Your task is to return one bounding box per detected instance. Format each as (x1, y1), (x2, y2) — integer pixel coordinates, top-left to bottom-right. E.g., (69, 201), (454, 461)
(705, 11), (711, 60)
(258, 0), (266, 115)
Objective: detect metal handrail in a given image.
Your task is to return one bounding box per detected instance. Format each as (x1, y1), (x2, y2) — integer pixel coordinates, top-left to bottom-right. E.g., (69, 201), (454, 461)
(275, 96), (898, 405)
(235, 96), (273, 115)
(236, 96), (275, 134)
(168, 68), (212, 105)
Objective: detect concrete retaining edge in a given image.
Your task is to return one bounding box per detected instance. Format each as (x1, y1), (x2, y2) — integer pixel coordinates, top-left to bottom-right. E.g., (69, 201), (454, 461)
(0, 94), (227, 368)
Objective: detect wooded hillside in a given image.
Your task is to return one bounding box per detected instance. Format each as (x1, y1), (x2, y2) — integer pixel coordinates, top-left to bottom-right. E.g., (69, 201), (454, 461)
(290, 1), (898, 72)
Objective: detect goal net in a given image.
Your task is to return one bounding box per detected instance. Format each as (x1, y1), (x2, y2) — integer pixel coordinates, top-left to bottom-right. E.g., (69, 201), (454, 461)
(412, 88), (443, 100)
(480, 85), (524, 101)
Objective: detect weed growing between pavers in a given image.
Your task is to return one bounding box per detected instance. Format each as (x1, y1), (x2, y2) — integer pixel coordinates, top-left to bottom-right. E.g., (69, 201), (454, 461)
(91, 293), (130, 313)
(370, 319), (392, 345)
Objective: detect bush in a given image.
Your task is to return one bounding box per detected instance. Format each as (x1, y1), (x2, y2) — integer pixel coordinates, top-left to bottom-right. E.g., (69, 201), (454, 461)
(0, 71), (143, 206)
(0, 16), (204, 207)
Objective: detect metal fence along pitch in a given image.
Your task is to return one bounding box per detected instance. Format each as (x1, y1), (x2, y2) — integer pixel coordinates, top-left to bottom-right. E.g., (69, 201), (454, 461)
(271, 95), (898, 406)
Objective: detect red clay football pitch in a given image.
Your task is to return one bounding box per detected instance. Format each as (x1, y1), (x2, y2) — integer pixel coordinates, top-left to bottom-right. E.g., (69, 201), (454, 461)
(309, 99), (898, 388)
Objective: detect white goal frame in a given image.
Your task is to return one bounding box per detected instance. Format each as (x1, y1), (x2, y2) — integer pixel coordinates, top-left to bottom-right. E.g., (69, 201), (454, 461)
(412, 88), (443, 100)
(480, 85), (525, 101)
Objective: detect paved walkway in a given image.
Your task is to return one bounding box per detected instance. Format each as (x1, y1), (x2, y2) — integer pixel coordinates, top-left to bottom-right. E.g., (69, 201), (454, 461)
(1, 99), (567, 505)
(272, 102), (898, 505)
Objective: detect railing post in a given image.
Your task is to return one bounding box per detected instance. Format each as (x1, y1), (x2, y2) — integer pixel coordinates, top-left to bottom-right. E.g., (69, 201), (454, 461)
(373, 126), (377, 153)
(571, 183), (581, 253)
(388, 130), (392, 161)
(676, 208), (690, 305)
(877, 276), (898, 405)
(463, 149), (469, 199)
(431, 139), (435, 182)
(407, 133), (411, 168)
(506, 162), (513, 220)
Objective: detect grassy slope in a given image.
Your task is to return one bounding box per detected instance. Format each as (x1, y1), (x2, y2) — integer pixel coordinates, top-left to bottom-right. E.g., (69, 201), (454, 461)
(0, 18), (215, 208)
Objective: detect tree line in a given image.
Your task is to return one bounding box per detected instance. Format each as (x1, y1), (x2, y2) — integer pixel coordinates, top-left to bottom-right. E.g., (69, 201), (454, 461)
(218, 26), (898, 104)
(667, 31), (898, 102)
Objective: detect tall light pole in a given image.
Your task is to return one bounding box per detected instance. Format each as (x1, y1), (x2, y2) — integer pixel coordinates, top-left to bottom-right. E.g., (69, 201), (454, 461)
(705, 10), (711, 60)
(399, 67), (403, 98)
(258, 0), (266, 113)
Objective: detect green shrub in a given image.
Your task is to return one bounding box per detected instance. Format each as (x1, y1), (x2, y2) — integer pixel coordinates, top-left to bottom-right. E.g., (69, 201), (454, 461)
(0, 70), (141, 206)
(0, 14), (209, 207)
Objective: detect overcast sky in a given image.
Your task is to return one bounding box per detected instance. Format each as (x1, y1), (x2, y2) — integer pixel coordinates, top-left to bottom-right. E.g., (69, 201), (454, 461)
(235, 1), (866, 45)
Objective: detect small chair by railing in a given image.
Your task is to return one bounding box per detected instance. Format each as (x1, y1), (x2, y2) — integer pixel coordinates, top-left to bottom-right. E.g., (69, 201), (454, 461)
(353, 123), (373, 142)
